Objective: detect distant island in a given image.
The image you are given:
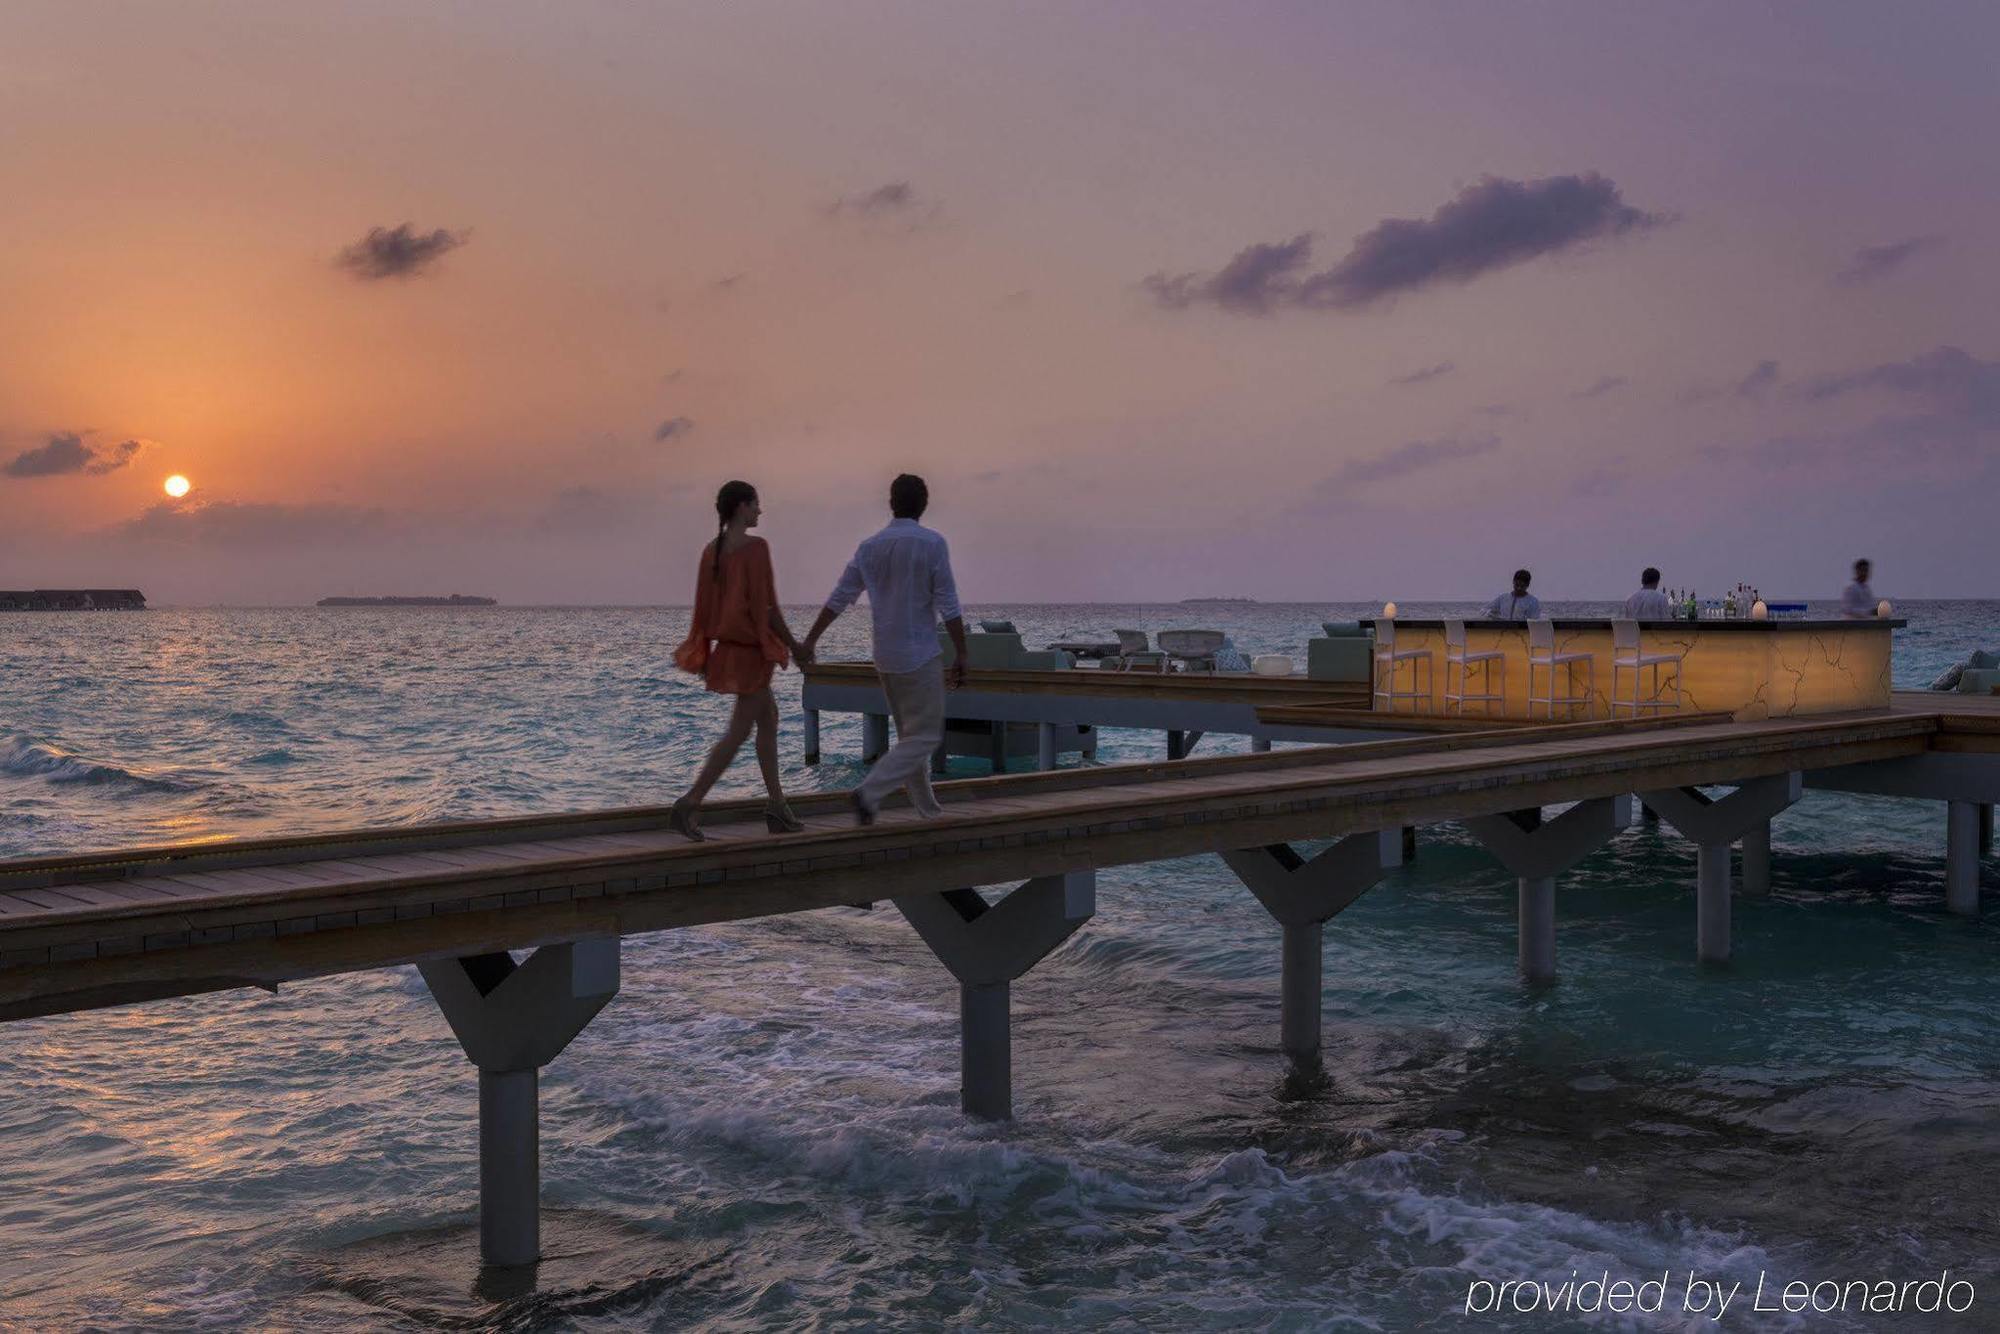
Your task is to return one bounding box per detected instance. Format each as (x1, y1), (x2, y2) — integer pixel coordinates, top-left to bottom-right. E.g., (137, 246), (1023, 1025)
(0, 589), (146, 611)
(1179, 596), (1260, 604)
(316, 594), (498, 607)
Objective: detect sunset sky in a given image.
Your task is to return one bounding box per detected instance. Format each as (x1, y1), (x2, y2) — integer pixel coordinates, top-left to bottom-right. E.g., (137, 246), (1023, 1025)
(5, 1), (1998, 604)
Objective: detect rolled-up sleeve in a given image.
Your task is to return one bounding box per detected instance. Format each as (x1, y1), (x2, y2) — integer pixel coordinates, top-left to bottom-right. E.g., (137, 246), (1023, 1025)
(931, 538), (962, 622)
(825, 555), (866, 614)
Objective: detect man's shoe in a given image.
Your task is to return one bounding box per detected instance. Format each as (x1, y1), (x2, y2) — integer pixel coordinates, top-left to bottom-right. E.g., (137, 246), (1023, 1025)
(851, 791), (877, 827)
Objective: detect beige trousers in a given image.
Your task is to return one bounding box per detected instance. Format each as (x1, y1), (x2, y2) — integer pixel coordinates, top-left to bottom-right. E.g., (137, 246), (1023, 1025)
(859, 658), (946, 817)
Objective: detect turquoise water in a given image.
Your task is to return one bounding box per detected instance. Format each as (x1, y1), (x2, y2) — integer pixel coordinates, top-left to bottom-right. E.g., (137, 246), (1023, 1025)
(0, 603), (1995, 1330)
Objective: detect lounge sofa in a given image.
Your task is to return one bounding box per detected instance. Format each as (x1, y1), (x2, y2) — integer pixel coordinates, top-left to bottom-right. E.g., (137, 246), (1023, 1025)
(1307, 621), (1374, 684)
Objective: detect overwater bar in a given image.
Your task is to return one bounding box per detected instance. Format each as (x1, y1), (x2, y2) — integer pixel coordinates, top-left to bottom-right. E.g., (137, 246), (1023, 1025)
(1368, 618), (1903, 721)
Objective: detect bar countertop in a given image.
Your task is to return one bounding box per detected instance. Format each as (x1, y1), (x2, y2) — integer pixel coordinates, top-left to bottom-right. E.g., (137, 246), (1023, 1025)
(1361, 617), (1905, 632)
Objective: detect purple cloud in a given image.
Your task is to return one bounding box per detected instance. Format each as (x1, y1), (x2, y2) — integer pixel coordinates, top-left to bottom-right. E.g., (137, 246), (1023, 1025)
(1735, 360), (1780, 399)
(335, 223), (468, 280)
(1835, 236), (1943, 287)
(1146, 173), (1667, 315)
(1334, 433), (1500, 485)
(1571, 375), (1628, 400)
(1391, 361), (1457, 387)
(654, 416), (696, 443)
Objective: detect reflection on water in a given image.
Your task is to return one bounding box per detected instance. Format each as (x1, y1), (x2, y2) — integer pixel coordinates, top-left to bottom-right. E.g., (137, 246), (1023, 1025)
(0, 604), (1994, 1328)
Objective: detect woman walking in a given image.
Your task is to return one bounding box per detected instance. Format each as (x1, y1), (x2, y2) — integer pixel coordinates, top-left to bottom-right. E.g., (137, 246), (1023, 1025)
(670, 480), (810, 839)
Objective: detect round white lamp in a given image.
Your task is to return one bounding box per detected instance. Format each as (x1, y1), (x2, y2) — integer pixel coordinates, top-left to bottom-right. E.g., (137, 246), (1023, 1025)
(1382, 601), (1398, 619)
(1750, 599), (1769, 620)
(1877, 599), (1893, 618)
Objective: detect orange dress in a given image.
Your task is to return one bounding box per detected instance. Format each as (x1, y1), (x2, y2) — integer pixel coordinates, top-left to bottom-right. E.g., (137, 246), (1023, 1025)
(673, 537), (790, 694)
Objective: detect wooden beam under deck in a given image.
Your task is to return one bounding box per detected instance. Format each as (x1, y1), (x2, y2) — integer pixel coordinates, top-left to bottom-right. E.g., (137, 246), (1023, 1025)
(2, 705), (1984, 1022)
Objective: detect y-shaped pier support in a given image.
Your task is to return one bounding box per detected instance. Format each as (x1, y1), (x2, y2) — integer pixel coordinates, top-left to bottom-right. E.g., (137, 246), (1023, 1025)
(1220, 830), (1401, 1069)
(1946, 800), (1984, 916)
(421, 938), (620, 1267)
(1640, 773), (1802, 961)
(1464, 796), (1633, 985)
(895, 871), (1095, 1120)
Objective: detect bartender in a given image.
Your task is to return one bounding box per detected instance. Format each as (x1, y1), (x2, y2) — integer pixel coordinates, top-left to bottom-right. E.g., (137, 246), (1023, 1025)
(1622, 567), (1672, 619)
(1840, 558), (1878, 618)
(1484, 568), (1543, 620)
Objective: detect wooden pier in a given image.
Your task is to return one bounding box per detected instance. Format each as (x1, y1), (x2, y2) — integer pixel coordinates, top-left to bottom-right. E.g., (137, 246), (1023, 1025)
(2, 697), (1996, 1266)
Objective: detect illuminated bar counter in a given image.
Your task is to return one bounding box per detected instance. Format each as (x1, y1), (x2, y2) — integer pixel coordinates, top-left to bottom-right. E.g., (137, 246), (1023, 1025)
(1363, 618), (1903, 720)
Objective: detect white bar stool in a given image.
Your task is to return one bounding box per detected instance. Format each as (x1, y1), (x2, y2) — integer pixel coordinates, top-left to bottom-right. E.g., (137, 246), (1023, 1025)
(1610, 618), (1683, 715)
(1527, 620), (1595, 719)
(1443, 619), (1505, 716)
(1371, 619), (1433, 713)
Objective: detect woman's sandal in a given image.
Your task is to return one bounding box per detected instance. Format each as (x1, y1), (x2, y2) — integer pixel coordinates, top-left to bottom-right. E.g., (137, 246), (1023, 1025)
(669, 798), (706, 842)
(764, 802), (805, 834)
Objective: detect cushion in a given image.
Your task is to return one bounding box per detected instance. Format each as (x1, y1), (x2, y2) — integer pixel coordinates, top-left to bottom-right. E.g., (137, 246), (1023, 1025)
(979, 619), (1017, 634)
(1320, 621), (1369, 637)
(1969, 649), (2000, 669)
(1958, 668), (2000, 695)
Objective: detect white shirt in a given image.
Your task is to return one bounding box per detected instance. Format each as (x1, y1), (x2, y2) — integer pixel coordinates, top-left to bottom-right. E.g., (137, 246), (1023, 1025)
(825, 518), (964, 674)
(1841, 580), (1876, 618)
(1484, 591), (1542, 620)
(1623, 588), (1672, 619)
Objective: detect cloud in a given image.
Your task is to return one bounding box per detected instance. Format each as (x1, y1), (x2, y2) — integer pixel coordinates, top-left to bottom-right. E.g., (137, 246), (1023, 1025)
(1835, 236), (1943, 287)
(1801, 345), (1999, 414)
(3, 432), (148, 479)
(827, 181), (941, 228)
(1391, 361), (1456, 387)
(653, 416), (695, 443)
(1734, 359), (1780, 399)
(1725, 346), (2000, 472)
(334, 223), (468, 280)
(114, 499), (392, 545)
(1145, 172), (1667, 315)
(1333, 433), (1500, 486)
(1571, 375), (1628, 400)
(1570, 467), (1623, 498)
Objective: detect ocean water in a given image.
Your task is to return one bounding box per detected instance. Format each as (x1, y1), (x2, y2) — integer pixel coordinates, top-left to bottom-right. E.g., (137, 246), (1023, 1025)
(1, 601), (1995, 1331)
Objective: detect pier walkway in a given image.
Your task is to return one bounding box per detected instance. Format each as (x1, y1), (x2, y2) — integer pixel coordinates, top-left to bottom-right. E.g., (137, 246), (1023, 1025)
(3, 701), (1996, 1265)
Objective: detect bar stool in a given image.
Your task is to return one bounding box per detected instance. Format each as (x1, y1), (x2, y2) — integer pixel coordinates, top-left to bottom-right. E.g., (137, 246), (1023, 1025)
(1527, 619), (1595, 719)
(1610, 618), (1683, 715)
(1371, 619), (1433, 713)
(1443, 619), (1506, 715)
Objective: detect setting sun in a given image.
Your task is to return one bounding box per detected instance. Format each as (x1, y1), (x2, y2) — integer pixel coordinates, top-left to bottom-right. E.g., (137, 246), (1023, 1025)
(163, 474), (191, 499)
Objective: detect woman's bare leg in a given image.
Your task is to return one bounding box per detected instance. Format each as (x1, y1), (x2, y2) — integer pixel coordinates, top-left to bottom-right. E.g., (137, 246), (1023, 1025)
(751, 688), (786, 803)
(682, 693), (760, 808)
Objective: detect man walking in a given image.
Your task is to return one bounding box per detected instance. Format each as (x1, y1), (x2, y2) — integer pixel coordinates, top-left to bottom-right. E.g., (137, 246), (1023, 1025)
(803, 474), (968, 825)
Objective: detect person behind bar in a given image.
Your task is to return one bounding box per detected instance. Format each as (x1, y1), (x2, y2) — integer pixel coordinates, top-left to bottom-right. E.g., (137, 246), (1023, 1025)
(1840, 558), (1878, 618)
(669, 479), (811, 841)
(1484, 568), (1543, 620)
(1623, 567), (1672, 619)
(802, 473), (969, 826)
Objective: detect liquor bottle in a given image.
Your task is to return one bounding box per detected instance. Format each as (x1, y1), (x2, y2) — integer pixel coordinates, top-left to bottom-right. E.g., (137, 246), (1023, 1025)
(1725, 588), (1738, 619)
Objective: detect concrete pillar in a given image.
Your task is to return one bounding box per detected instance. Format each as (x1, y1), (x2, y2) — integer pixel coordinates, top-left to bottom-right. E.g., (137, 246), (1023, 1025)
(1278, 922), (1323, 1063)
(420, 938), (620, 1267)
(959, 982), (1012, 1120)
(1166, 729), (1186, 760)
(1081, 726), (1099, 760)
(1740, 821), (1772, 896)
(1947, 800), (1981, 916)
(989, 720), (1008, 774)
(802, 708), (821, 765)
(1036, 722), (1057, 771)
(1221, 831), (1401, 1071)
(1517, 876), (1555, 985)
(1250, 736), (1273, 754)
(895, 871), (1095, 1120)
(1697, 844), (1731, 962)
(478, 1069), (539, 1268)
(1402, 826), (1418, 862)
(1641, 774), (1802, 966)
(862, 712), (890, 764)
(1464, 796), (1632, 985)
(1980, 803), (1994, 855)
(1639, 800), (1660, 824)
